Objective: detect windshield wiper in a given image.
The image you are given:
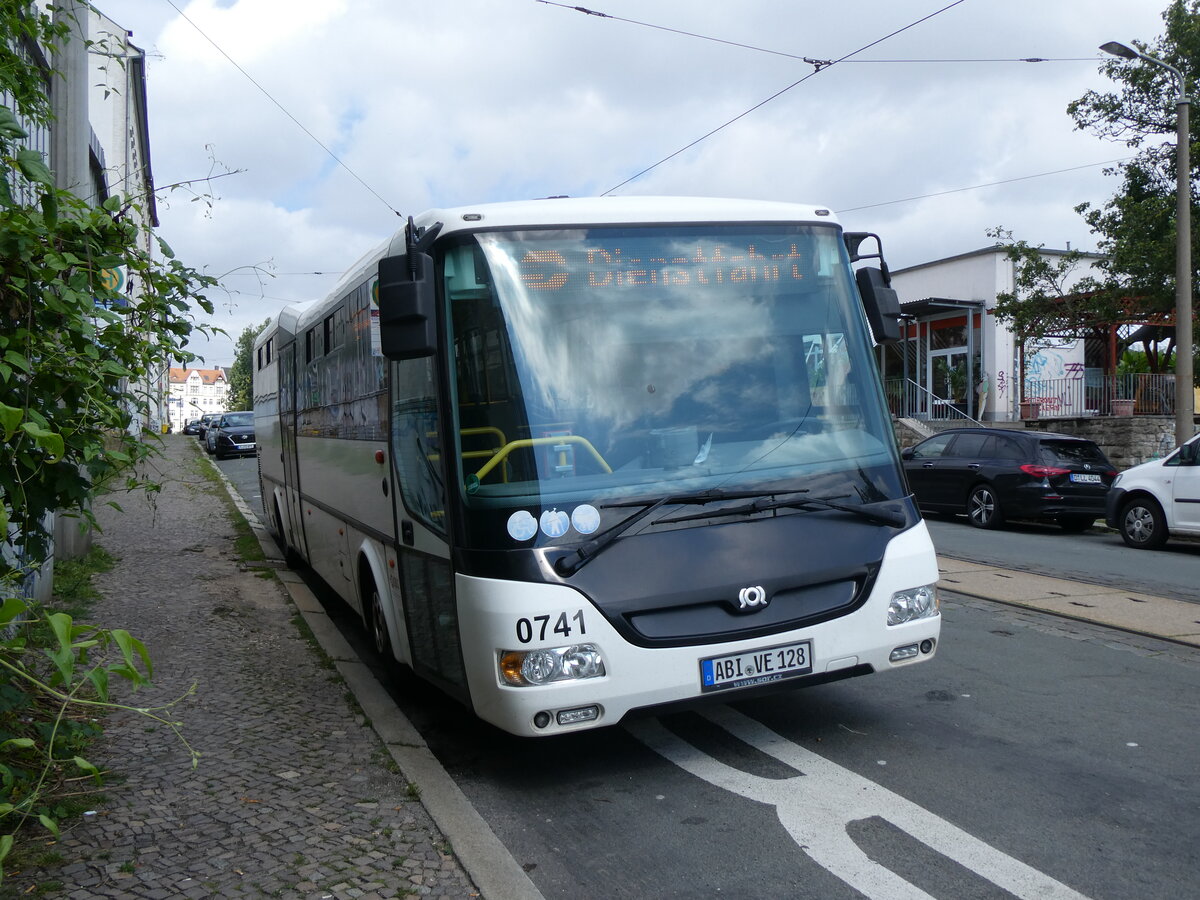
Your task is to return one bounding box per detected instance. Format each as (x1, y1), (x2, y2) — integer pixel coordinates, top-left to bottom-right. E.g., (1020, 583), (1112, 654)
(657, 493), (907, 528)
(553, 487), (791, 576)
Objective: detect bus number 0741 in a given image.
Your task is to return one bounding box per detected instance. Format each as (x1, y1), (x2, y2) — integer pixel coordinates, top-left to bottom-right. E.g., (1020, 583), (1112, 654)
(516, 611), (587, 644)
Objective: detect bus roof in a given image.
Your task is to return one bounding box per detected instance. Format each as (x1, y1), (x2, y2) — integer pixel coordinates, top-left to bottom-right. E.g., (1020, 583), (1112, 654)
(406, 195), (839, 244)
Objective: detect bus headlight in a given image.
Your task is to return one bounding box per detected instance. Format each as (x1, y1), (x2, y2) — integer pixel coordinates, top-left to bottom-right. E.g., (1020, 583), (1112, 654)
(887, 584), (939, 626)
(499, 643), (606, 686)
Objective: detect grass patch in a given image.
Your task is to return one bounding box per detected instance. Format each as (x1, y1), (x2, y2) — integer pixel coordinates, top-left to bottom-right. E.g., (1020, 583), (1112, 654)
(192, 453), (265, 565)
(48, 545), (116, 620)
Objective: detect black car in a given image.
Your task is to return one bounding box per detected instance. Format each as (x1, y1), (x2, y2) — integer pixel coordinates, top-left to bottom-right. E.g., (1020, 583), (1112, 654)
(196, 412), (223, 442)
(207, 411), (256, 460)
(901, 427), (1117, 531)
(181, 418), (201, 435)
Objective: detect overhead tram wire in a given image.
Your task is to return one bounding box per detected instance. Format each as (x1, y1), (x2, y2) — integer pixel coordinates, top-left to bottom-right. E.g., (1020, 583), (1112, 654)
(834, 157), (1136, 214)
(160, 0), (402, 218)
(594, 0), (970, 195)
(538, 2), (1093, 66)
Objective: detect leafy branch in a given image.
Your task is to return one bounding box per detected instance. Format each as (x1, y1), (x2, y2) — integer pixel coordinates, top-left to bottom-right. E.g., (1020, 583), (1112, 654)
(0, 591), (198, 878)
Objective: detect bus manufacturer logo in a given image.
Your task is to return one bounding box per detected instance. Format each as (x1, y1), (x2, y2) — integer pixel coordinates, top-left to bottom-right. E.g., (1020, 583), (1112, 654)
(736, 585), (769, 611)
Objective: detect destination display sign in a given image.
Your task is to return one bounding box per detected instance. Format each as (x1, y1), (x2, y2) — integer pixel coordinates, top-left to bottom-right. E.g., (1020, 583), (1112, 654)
(517, 242), (818, 293)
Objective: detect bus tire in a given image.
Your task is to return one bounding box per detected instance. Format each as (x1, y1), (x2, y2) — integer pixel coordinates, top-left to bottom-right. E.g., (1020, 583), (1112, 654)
(273, 499), (303, 568)
(366, 576), (393, 662)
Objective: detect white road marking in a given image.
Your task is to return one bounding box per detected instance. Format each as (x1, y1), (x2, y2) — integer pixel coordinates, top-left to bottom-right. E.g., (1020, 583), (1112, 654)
(626, 706), (1090, 900)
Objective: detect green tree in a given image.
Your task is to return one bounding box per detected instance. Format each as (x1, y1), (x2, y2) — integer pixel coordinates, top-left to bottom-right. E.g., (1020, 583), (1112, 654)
(227, 319), (269, 411)
(1067, 0), (1200, 380)
(987, 227), (1104, 345)
(0, 7), (216, 578)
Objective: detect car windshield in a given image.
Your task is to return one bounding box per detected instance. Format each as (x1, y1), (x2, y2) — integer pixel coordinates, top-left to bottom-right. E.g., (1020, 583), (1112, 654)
(442, 223), (905, 542)
(222, 412), (253, 427)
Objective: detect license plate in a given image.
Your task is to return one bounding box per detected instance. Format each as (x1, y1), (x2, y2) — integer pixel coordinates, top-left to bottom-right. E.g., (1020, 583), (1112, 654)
(1070, 473), (1102, 484)
(235, 443), (255, 450)
(700, 640), (813, 693)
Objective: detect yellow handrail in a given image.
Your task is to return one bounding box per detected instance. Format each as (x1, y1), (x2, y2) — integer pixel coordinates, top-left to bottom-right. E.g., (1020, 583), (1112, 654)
(460, 426), (507, 446)
(474, 436), (612, 482)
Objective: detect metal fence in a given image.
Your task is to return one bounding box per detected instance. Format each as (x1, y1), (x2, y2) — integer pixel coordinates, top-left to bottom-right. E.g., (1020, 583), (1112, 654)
(884, 373), (1176, 420)
(1024, 373), (1175, 418)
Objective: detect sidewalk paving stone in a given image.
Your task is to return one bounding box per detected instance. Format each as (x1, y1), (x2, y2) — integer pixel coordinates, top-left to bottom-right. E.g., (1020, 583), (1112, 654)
(4, 437), (480, 899)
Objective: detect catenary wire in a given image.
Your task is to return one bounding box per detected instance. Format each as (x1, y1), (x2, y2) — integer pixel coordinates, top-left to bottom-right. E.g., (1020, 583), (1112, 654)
(600, 0), (970, 195)
(835, 157), (1135, 213)
(538, 2), (1092, 66)
(160, 0), (402, 218)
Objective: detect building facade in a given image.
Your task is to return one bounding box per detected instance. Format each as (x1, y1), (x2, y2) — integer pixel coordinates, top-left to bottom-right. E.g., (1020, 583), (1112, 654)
(885, 247), (1105, 422)
(168, 368), (231, 430)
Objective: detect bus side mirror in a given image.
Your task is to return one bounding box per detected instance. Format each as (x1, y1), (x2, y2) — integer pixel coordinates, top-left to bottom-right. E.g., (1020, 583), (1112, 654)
(378, 252), (437, 360)
(856, 267), (902, 344)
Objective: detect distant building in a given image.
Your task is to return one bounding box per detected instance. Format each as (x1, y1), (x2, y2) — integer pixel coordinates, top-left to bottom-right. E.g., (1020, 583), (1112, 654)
(884, 247), (1105, 422)
(169, 367), (231, 429)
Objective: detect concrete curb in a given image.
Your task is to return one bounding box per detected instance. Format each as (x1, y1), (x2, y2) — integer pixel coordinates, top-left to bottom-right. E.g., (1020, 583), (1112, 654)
(204, 454), (544, 900)
(936, 557), (1200, 648)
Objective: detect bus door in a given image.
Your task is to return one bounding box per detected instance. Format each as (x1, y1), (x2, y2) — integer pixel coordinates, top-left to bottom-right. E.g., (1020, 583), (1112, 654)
(388, 356), (466, 700)
(279, 342), (309, 559)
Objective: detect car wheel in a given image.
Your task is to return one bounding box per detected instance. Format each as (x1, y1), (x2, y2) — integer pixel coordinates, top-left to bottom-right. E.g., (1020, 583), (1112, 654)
(1057, 515), (1095, 533)
(1119, 497), (1168, 550)
(966, 484), (1003, 529)
(368, 580), (393, 660)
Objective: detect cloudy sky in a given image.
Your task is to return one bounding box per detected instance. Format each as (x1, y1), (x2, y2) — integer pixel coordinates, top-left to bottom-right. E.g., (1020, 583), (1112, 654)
(89, 0), (1170, 367)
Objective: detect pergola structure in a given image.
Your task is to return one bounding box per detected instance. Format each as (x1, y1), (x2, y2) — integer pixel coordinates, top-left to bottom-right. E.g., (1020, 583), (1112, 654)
(1011, 291), (1177, 377)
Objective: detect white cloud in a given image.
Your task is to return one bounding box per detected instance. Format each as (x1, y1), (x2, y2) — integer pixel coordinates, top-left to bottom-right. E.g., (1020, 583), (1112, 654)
(91, 0), (1169, 364)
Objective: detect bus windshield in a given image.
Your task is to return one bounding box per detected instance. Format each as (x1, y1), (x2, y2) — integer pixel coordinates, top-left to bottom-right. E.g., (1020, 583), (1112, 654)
(444, 224), (904, 541)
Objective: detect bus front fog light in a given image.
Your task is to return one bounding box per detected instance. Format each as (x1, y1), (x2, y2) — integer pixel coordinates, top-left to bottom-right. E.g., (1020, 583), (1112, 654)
(890, 643), (919, 662)
(556, 705), (600, 726)
(888, 584), (940, 626)
(499, 644), (606, 686)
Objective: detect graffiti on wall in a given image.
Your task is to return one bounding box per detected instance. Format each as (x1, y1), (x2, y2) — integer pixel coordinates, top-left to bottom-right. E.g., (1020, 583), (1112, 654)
(1025, 344), (1086, 415)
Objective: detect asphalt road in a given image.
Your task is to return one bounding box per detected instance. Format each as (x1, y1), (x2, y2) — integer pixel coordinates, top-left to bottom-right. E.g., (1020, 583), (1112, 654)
(214, 452), (1200, 899)
(924, 515), (1200, 603)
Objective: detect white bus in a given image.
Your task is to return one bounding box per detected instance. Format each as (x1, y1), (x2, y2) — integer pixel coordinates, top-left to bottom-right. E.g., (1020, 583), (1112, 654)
(253, 196), (940, 737)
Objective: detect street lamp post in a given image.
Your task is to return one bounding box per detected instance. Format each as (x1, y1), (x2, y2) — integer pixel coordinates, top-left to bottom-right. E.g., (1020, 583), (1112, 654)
(1101, 41), (1195, 446)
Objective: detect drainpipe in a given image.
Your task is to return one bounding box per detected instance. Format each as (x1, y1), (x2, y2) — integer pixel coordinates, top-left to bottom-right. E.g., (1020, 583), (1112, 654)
(50, 0), (90, 197)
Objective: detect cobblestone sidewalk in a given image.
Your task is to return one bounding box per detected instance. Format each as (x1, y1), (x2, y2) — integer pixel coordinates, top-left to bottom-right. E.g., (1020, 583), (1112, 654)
(6, 437), (479, 899)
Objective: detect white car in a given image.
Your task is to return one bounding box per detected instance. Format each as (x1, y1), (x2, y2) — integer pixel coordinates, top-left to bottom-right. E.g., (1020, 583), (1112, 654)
(1106, 432), (1200, 549)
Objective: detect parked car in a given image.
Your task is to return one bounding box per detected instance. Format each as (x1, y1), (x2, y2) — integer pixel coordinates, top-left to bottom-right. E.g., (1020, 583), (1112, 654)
(206, 411), (256, 460)
(1105, 432), (1200, 550)
(181, 418), (202, 435)
(901, 427), (1117, 531)
(196, 412), (223, 442)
